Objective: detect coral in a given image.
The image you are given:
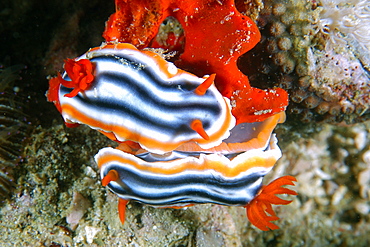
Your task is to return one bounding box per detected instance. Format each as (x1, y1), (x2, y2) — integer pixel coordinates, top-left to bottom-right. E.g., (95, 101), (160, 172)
(103, 0), (288, 123)
(266, 121), (370, 246)
(237, 0), (370, 125)
(308, 42), (369, 121)
(309, 0), (370, 122)
(238, 0), (320, 126)
(313, 0), (370, 52)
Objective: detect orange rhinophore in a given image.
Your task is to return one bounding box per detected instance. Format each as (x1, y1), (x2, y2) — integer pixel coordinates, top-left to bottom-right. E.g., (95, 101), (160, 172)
(190, 119), (209, 140)
(194, 74), (216, 96)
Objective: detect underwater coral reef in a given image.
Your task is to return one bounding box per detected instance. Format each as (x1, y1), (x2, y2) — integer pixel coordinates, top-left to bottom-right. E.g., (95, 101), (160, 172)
(0, 0), (369, 246)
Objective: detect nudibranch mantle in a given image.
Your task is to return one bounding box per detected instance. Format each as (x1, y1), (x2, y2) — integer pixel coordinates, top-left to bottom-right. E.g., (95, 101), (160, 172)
(96, 133), (282, 206)
(47, 43), (235, 154)
(96, 111), (297, 230)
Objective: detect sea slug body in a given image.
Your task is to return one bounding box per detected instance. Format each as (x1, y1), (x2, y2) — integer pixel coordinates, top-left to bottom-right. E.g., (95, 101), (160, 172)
(48, 43), (235, 154)
(96, 111), (297, 230)
(47, 0), (296, 231)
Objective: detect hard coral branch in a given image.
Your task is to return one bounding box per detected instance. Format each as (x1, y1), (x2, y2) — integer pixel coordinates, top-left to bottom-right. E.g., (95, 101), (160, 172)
(245, 176), (297, 231)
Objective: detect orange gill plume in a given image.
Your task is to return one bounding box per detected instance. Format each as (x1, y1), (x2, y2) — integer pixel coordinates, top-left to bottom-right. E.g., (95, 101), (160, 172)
(245, 176), (297, 231)
(59, 58), (95, 98)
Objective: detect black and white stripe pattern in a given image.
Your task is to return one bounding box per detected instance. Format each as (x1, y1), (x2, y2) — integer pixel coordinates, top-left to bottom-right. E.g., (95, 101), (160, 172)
(96, 134), (281, 207)
(59, 45), (235, 153)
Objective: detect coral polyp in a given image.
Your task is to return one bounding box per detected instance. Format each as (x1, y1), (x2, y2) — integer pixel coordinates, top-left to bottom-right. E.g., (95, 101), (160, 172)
(314, 0), (370, 50)
(238, 0), (369, 125)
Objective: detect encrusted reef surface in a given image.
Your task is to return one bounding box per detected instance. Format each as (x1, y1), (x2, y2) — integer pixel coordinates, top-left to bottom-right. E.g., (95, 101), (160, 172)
(240, 0), (370, 125)
(0, 0), (370, 246)
(1, 120), (369, 246)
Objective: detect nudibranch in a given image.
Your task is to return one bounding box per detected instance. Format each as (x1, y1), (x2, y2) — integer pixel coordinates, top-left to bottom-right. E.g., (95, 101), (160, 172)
(47, 0), (297, 231)
(96, 111), (297, 231)
(47, 43), (235, 153)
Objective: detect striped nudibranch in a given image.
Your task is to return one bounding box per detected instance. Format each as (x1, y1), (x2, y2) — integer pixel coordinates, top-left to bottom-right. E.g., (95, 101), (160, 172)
(96, 111), (297, 231)
(47, 43), (235, 154)
(47, 42), (297, 231)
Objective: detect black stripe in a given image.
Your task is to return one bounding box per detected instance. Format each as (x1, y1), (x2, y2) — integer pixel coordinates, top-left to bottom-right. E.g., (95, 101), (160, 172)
(104, 163), (264, 206)
(60, 54), (227, 136)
